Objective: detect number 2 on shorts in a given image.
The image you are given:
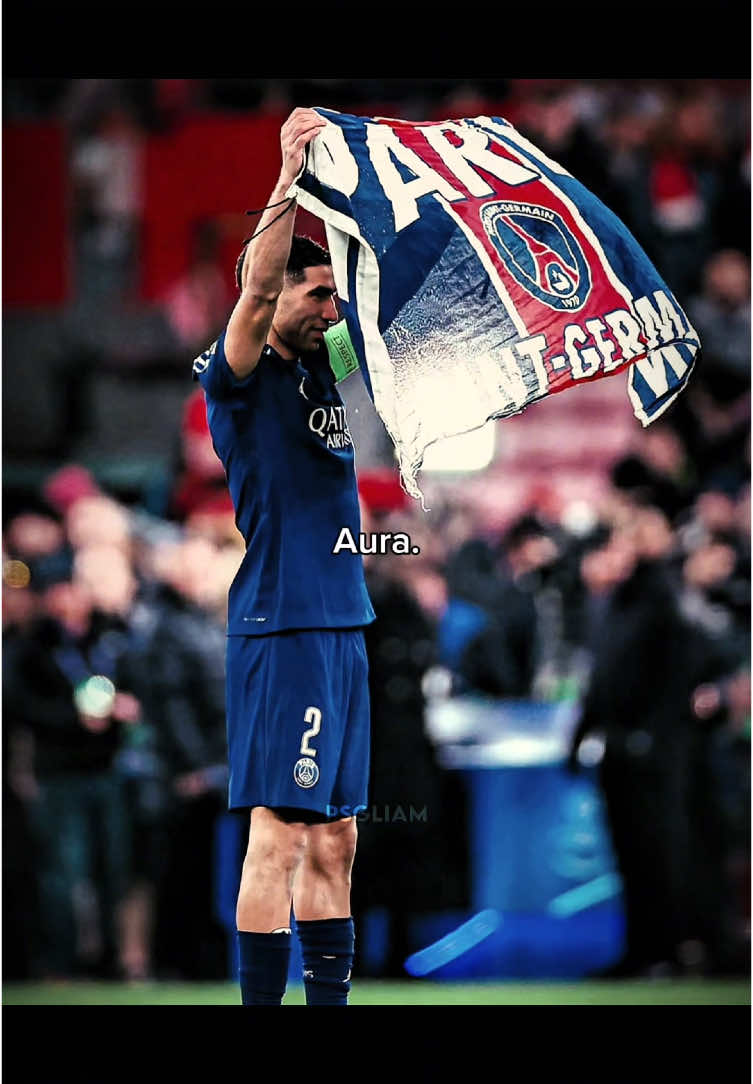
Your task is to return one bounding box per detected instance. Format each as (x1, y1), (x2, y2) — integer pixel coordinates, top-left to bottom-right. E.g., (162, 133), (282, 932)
(300, 706), (322, 757)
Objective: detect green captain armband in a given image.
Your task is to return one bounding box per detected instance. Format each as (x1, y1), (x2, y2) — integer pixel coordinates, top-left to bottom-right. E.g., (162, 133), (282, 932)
(324, 320), (361, 383)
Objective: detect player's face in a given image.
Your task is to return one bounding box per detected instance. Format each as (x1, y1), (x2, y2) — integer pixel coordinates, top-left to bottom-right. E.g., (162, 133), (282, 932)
(277, 265), (338, 352)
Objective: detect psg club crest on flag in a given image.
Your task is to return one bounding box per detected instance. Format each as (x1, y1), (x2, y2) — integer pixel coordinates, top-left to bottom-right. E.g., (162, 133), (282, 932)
(293, 109), (700, 501)
(479, 201), (591, 311)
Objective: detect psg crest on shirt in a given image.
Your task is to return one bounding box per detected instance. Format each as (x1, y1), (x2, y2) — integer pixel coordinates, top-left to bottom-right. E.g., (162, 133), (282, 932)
(293, 756), (319, 788)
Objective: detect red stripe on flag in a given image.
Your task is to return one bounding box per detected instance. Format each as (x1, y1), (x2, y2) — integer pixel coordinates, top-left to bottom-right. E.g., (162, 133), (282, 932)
(383, 123), (639, 391)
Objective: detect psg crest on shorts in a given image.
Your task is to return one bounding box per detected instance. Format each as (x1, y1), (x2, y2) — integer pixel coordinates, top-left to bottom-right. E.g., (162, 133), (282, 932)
(293, 757), (319, 788)
(480, 200), (591, 311)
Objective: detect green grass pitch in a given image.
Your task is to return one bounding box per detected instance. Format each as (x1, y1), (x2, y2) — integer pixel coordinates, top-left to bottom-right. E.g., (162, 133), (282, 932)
(3, 979), (750, 1006)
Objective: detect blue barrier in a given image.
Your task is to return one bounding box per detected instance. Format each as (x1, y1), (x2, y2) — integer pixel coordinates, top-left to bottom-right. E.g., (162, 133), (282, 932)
(415, 695), (625, 978)
(407, 906), (625, 980)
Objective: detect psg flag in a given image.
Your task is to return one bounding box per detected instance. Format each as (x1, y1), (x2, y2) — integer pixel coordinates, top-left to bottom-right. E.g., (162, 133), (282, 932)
(291, 109), (699, 500)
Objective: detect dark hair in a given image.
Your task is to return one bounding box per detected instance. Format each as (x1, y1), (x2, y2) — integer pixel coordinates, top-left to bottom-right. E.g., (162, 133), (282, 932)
(235, 233), (331, 292)
(501, 514), (549, 554)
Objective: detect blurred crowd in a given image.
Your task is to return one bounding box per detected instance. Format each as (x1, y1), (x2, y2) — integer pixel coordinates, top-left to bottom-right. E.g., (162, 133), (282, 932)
(2, 463), (239, 980)
(0, 446), (464, 981)
(3, 381), (750, 980)
(3, 78), (750, 983)
(4, 78), (750, 372)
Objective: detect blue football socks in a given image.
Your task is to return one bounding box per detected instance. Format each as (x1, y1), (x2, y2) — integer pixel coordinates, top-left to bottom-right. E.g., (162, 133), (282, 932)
(237, 929), (291, 1006)
(296, 917), (355, 1006)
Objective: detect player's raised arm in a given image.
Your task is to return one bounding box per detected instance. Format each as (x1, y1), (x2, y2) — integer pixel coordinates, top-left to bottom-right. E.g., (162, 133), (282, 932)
(224, 108), (327, 380)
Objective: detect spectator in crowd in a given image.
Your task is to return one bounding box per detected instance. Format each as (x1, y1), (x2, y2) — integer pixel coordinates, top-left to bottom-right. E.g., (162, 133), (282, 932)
(70, 103), (143, 266)
(65, 494), (133, 557)
(672, 368), (750, 504)
(681, 531), (749, 659)
(42, 463), (102, 521)
(149, 79), (208, 131)
(600, 89), (666, 247)
(161, 221), (234, 357)
(71, 537), (161, 980)
(376, 507), (448, 621)
(138, 536), (229, 980)
(687, 249), (751, 398)
(429, 80), (510, 125)
(577, 522), (637, 658)
(169, 388), (232, 523)
(4, 569), (142, 979)
(167, 400), (243, 547)
(514, 83), (626, 219)
(4, 504), (73, 596)
(610, 423), (698, 523)
(352, 502), (468, 977)
(4, 509), (67, 568)
(501, 514), (585, 701)
(2, 564), (43, 980)
(677, 481), (750, 974)
(642, 89), (728, 301)
(569, 506), (745, 976)
(441, 527), (536, 699)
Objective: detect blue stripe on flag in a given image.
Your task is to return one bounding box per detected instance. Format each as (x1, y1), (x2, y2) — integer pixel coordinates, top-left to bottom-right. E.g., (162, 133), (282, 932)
(474, 118), (669, 304)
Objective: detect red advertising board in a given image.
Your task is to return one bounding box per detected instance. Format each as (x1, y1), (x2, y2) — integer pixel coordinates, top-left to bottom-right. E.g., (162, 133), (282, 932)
(3, 123), (70, 308)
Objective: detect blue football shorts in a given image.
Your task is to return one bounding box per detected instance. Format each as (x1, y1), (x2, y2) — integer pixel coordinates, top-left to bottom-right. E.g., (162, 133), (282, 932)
(225, 627), (370, 819)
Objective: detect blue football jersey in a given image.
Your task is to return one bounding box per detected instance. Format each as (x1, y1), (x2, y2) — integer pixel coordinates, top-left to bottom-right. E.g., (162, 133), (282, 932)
(192, 331), (376, 636)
